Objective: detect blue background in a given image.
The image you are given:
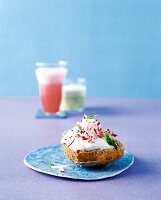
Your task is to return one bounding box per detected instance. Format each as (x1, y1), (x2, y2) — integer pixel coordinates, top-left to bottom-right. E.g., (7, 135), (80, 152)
(0, 0), (161, 98)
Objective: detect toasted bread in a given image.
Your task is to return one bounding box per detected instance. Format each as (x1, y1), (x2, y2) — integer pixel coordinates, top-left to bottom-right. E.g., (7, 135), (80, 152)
(63, 140), (124, 166)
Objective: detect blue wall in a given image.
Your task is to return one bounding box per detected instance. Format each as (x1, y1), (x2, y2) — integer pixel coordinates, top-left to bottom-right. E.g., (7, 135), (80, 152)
(0, 0), (161, 98)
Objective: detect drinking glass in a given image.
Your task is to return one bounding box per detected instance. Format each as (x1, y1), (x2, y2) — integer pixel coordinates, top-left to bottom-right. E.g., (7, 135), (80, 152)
(60, 78), (86, 112)
(35, 61), (68, 114)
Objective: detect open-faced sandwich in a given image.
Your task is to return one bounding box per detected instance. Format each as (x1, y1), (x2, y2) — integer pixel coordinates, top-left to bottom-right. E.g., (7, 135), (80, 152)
(61, 115), (124, 166)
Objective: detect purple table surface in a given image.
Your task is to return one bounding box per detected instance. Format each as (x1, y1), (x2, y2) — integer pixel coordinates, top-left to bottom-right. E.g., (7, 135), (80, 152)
(0, 97), (161, 200)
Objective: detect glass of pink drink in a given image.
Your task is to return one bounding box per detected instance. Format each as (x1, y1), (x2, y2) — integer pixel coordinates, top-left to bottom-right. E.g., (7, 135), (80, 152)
(35, 62), (68, 114)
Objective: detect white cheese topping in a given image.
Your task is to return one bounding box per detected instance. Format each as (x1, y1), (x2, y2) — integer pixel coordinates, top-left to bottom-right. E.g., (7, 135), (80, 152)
(61, 115), (114, 151)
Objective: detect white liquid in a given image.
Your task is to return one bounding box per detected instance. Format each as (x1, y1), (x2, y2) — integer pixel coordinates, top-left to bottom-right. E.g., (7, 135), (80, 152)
(62, 84), (86, 97)
(35, 67), (67, 84)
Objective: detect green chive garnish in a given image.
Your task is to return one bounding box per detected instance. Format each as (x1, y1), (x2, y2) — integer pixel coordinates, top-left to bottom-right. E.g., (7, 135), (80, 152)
(105, 132), (118, 149)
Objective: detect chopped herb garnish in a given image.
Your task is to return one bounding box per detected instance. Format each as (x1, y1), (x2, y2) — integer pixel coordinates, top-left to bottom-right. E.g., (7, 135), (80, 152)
(105, 132), (118, 149)
(86, 115), (95, 119)
(49, 162), (54, 167)
(78, 125), (82, 130)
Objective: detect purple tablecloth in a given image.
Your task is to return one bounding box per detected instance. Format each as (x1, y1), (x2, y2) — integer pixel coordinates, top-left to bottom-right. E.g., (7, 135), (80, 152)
(0, 97), (161, 200)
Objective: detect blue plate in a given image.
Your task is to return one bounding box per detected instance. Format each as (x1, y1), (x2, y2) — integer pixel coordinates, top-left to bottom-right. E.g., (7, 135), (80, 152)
(24, 144), (134, 180)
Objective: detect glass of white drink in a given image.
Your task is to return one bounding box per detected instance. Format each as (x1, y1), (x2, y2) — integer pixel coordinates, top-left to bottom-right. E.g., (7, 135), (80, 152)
(60, 78), (86, 112)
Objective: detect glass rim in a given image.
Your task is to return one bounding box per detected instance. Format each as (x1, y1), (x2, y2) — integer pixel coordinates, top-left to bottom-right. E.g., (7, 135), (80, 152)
(35, 61), (67, 68)
(63, 77), (86, 85)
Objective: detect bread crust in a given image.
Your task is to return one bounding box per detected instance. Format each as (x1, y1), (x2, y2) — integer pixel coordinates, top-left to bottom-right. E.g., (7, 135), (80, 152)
(63, 140), (124, 166)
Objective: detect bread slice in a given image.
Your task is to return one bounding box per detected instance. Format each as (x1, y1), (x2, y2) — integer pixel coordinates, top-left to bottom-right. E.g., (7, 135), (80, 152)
(63, 140), (124, 166)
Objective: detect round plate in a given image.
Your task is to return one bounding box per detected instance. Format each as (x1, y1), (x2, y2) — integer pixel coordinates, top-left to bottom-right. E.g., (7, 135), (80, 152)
(24, 144), (134, 180)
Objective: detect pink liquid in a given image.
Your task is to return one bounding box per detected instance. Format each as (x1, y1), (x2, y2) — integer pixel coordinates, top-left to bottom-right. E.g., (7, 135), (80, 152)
(35, 65), (67, 113)
(39, 83), (62, 113)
